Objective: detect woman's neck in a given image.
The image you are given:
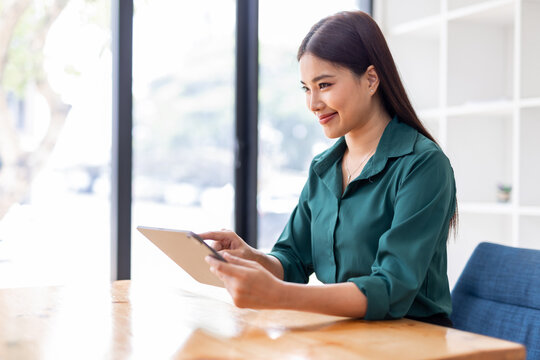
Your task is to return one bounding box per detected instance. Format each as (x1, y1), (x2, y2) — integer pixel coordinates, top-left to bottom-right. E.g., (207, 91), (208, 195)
(345, 110), (391, 157)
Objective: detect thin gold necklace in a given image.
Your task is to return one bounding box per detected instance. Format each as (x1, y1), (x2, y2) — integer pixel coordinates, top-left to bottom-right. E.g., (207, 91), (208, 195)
(345, 149), (375, 185)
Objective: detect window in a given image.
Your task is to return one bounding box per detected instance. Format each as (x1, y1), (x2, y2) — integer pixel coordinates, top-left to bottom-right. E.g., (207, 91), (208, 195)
(131, 0), (236, 284)
(0, 0), (111, 288)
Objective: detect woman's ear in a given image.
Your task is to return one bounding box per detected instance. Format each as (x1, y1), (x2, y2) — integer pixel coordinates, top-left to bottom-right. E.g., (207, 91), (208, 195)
(366, 65), (379, 94)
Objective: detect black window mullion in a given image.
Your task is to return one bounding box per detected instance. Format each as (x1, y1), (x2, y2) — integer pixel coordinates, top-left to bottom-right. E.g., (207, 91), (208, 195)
(111, 0), (133, 280)
(235, 0), (259, 248)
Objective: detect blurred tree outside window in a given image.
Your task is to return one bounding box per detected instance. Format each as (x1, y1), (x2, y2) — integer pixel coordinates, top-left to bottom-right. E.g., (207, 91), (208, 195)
(0, 0), (111, 288)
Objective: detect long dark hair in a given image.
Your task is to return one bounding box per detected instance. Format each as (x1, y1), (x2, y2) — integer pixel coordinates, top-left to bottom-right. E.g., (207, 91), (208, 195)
(298, 10), (458, 232)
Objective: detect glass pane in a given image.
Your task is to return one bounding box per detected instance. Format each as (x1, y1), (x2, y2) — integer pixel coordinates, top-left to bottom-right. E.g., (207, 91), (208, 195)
(132, 0), (236, 284)
(258, 1), (359, 250)
(0, 0), (111, 288)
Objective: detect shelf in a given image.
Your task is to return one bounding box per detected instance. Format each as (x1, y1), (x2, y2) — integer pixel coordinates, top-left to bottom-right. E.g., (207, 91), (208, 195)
(459, 202), (513, 214)
(447, 8), (514, 107)
(417, 107), (441, 120)
(520, 98), (540, 109)
(447, 114), (513, 203)
(378, 0), (540, 265)
(447, 211), (513, 287)
(447, 0), (515, 24)
(519, 108), (540, 206)
(521, 0), (540, 98)
(387, 29), (440, 110)
(519, 207), (540, 217)
(389, 15), (441, 38)
(519, 216), (540, 250)
(459, 204), (540, 217)
(381, 0), (440, 29)
(453, 212), (512, 245)
(445, 100), (513, 116)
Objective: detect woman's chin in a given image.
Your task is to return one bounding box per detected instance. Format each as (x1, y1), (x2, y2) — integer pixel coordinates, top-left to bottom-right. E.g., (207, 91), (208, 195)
(322, 127), (343, 139)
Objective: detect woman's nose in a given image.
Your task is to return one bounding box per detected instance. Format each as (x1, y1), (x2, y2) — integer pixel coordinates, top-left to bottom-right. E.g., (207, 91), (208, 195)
(308, 92), (323, 112)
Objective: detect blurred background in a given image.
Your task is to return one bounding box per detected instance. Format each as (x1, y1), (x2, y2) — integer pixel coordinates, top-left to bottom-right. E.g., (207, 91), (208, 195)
(1, 0), (538, 289)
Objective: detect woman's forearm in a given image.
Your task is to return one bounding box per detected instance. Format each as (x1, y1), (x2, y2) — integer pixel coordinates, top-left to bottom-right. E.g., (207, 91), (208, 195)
(279, 281), (368, 318)
(207, 252), (366, 317)
(251, 253), (367, 318)
(253, 251), (284, 280)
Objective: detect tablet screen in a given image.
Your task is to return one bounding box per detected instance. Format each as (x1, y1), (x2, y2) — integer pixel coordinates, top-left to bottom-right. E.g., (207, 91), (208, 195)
(137, 226), (226, 287)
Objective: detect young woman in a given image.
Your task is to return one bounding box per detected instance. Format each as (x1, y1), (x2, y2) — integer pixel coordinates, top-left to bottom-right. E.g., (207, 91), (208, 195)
(201, 10), (457, 327)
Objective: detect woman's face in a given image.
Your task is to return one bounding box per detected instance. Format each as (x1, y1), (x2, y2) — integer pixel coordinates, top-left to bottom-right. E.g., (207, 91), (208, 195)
(299, 53), (373, 139)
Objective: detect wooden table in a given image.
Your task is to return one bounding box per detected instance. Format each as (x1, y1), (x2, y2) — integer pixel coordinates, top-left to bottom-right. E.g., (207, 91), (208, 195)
(0, 280), (526, 359)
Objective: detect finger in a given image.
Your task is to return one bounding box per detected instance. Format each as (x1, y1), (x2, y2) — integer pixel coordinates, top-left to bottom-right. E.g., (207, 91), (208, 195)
(198, 232), (230, 250)
(207, 261), (226, 281)
(198, 231), (234, 242)
(207, 240), (223, 251)
(206, 255), (247, 277)
(222, 252), (258, 268)
(220, 249), (246, 259)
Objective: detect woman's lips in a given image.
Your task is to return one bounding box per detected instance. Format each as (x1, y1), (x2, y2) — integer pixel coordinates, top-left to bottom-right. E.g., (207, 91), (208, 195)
(318, 112), (337, 125)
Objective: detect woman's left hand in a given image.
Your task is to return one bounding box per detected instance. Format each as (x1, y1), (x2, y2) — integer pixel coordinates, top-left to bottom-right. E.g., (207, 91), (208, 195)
(205, 252), (285, 309)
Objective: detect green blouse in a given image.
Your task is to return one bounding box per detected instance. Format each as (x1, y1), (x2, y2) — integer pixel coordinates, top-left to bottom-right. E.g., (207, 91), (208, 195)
(268, 116), (456, 320)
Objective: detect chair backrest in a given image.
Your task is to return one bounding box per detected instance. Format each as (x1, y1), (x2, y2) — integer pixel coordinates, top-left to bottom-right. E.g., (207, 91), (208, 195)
(451, 242), (540, 360)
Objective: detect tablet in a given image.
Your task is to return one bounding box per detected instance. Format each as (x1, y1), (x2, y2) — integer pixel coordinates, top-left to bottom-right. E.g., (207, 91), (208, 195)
(137, 226), (226, 287)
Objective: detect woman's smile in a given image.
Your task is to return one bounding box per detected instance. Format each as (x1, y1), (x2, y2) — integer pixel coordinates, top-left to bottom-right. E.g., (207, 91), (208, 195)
(318, 112), (338, 125)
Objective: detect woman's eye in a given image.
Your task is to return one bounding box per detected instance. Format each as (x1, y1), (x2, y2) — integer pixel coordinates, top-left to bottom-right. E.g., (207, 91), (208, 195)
(319, 82), (332, 89)
(301, 85), (310, 93)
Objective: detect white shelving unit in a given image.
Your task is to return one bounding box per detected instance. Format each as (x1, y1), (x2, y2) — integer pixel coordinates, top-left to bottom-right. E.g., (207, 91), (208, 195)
(374, 0), (540, 287)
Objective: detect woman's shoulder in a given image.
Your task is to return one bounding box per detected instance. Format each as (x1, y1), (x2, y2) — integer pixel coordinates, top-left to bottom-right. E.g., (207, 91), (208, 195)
(414, 132), (448, 159)
(405, 132), (454, 177)
(413, 133), (443, 156)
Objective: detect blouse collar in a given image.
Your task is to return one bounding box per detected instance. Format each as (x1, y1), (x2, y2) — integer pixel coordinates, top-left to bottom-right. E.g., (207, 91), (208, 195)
(312, 115), (418, 189)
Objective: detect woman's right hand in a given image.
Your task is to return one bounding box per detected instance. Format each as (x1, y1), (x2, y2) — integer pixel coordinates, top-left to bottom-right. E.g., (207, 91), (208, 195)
(198, 229), (285, 280)
(198, 229), (258, 261)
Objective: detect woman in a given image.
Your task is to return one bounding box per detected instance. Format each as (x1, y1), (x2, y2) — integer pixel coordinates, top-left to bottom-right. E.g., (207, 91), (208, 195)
(201, 10), (457, 327)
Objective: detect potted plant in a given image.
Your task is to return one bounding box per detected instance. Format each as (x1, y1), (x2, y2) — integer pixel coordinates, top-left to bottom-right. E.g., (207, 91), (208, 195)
(497, 183), (512, 203)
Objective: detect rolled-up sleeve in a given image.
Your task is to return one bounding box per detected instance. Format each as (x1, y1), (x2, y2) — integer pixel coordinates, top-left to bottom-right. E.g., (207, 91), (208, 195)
(268, 182), (314, 284)
(349, 150), (456, 320)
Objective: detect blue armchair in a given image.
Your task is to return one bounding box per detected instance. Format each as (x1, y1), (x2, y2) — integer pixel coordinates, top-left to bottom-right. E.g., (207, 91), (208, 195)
(451, 242), (540, 360)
